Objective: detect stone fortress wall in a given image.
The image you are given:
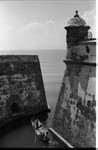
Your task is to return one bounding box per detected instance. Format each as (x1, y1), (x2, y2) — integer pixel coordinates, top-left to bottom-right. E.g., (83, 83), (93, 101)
(0, 55), (49, 126)
(51, 11), (96, 148)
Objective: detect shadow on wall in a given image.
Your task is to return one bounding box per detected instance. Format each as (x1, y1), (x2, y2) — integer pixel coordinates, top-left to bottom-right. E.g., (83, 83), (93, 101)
(11, 103), (20, 114)
(6, 94), (23, 115)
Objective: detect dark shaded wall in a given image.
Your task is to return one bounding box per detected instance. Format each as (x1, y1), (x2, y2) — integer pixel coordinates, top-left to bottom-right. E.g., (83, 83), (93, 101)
(0, 55), (49, 123)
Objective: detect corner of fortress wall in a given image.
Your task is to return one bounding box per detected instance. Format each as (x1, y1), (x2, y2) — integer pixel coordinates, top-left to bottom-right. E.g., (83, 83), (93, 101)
(51, 11), (96, 148)
(52, 41), (96, 148)
(0, 55), (49, 126)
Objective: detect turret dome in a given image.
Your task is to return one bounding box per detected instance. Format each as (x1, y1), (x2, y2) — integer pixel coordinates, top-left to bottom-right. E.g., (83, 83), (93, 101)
(67, 11), (86, 26)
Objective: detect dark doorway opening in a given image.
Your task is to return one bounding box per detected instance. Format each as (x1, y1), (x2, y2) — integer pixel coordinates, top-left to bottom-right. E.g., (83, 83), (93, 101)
(11, 103), (20, 113)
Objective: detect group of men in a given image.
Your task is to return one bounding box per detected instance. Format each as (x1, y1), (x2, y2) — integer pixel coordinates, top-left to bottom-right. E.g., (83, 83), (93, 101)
(35, 119), (48, 140)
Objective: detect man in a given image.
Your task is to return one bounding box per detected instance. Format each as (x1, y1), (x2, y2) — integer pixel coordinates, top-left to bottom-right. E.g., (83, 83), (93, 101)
(35, 119), (39, 130)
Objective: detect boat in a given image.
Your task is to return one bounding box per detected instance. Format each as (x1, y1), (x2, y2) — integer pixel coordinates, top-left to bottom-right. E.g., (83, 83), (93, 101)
(31, 119), (50, 142)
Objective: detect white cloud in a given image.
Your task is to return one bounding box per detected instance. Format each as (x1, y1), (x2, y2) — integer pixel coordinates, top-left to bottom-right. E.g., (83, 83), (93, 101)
(82, 9), (96, 38)
(21, 20), (57, 34)
(0, 2), (65, 51)
(16, 21), (65, 50)
(0, 18), (65, 50)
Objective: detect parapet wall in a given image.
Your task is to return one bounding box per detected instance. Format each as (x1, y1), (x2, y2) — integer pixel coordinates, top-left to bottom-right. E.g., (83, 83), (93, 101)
(0, 55), (49, 125)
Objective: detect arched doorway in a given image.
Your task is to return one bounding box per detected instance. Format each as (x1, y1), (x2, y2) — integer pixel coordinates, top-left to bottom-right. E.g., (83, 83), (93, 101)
(6, 94), (23, 115)
(11, 103), (20, 113)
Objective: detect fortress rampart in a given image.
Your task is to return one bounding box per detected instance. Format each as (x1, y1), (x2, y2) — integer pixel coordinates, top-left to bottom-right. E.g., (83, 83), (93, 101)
(51, 11), (96, 148)
(0, 55), (49, 127)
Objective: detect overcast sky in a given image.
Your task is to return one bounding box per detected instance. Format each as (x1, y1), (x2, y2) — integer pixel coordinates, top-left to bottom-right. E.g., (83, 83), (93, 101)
(0, 0), (96, 50)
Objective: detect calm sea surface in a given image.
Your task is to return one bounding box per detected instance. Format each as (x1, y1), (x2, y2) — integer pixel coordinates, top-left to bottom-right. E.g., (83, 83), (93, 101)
(0, 50), (67, 148)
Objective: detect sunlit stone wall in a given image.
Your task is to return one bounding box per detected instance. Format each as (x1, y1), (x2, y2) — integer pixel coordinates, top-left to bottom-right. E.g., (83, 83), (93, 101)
(52, 42), (96, 147)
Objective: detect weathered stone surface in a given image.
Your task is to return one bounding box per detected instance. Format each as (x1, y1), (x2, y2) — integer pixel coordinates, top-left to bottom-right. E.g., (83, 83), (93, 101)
(52, 59), (96, 147)
(52, 11), (96, 148)
(0, 55), (49, 125)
